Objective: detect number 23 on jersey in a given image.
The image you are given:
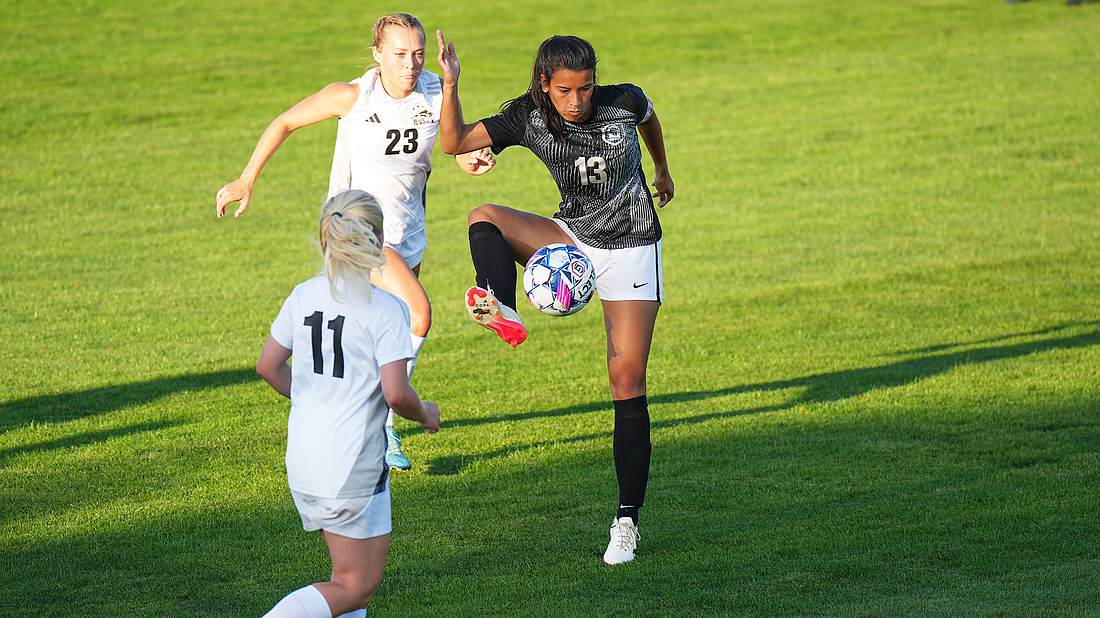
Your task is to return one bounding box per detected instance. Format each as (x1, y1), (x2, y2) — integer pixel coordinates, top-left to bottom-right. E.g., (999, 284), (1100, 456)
(385, 128), (419, 155)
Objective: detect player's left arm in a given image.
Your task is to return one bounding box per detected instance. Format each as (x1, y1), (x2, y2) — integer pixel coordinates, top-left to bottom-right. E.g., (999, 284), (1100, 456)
(380, 360), (440, 433)
(455, 148), (496, 176)
(436, 30), (496, 155)
(638, 111), (674, 207)
(257, 336), (292, 399)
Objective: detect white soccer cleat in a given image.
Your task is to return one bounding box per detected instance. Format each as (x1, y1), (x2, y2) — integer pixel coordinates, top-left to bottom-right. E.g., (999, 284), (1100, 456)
(602, 516), (639, 565)
(465, 286), (527, 348)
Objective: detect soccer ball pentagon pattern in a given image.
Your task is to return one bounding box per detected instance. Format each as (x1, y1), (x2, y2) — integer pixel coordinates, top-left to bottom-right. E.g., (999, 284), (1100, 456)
(522, 243), (595, 316)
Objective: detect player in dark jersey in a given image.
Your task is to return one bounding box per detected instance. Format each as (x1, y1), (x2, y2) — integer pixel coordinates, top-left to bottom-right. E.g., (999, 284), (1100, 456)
(436, 31), (674, 564)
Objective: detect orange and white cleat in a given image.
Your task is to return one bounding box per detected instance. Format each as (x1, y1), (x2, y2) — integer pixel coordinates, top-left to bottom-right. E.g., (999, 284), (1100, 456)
(465, 286), (527, 348)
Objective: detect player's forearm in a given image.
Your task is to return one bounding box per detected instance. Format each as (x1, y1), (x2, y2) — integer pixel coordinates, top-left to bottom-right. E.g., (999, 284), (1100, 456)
(388, 384), (428, 423)
(239, 118), (294, 184)
(439, 84), (471, 155)
(638, 113), (669, 174)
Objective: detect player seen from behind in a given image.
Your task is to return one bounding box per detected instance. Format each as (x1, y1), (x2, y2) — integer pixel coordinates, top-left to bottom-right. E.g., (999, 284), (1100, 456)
(255, 189), (441, 618)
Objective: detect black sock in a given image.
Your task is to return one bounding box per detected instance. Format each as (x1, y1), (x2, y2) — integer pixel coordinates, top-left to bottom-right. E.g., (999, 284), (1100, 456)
(613, 395), (651, 526)
(469, 221), (518, 309)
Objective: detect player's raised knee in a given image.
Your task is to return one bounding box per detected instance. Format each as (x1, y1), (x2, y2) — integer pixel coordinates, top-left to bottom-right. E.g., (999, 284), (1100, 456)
(467, 203), (502, 226)
(409, 300), (432, 336)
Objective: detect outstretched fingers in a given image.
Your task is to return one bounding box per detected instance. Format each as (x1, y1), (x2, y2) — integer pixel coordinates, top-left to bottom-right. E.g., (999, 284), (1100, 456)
(435, 30), (460, 85)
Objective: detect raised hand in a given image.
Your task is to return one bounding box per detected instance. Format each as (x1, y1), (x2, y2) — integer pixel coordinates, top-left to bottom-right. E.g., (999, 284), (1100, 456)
(436, 30), (461, 86)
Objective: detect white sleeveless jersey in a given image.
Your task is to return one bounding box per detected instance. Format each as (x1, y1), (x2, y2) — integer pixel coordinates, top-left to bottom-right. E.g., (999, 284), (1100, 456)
(270, 275), (413, 499)
(328, 68), (442, 253)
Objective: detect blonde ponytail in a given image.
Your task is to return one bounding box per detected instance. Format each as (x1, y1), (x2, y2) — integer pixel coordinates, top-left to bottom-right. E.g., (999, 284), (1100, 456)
(317, 190), (386, 303)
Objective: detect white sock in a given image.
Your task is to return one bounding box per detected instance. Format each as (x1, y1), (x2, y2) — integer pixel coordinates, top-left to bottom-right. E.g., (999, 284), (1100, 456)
(407, 333), (426, 381)
(262, 585), (332, 618)
(387, 334), (426, 429)
(335, 610), (366, 618)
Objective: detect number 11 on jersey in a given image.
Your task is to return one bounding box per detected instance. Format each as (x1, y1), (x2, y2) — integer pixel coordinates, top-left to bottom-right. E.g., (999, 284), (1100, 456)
(304, 311), (345, 378)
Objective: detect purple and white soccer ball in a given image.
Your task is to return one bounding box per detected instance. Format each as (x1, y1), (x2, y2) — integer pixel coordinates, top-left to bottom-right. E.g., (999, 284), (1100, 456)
(522, 243), (595, 316)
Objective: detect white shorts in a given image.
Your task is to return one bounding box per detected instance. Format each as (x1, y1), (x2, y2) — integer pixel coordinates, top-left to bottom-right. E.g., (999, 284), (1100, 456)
(386, 225), (427, 270)
(290, 488), (392, 540)
(552, 219), (663, 303)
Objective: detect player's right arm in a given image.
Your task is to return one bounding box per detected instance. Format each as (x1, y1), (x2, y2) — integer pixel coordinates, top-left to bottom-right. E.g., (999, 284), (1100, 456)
(256, 336), (292, 398)
(216, 82), (360, 218)
(380, 360), (440, 433)
(435, 30), (493, 155)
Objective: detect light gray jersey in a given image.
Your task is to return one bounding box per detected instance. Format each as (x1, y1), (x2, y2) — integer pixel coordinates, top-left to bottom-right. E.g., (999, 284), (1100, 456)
(271, 275), (412, 499)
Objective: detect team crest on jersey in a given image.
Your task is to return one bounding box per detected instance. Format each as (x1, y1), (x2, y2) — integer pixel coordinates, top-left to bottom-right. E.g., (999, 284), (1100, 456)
(601, 124), (624, 146)
(410, 104), (435, 126)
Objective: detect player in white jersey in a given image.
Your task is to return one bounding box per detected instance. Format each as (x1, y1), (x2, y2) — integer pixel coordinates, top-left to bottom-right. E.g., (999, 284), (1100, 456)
(437, 32), (674, 565)
(217, 14), (494, 470)
(327, 62), (440, 267)
(256, 190), (440, 618)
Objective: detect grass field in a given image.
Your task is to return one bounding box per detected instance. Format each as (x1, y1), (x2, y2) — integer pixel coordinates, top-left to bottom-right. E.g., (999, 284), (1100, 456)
(2, 0), (1099, 616)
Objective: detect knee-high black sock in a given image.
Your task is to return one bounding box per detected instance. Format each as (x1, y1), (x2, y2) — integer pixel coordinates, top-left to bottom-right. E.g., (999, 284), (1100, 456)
(469, 221), (518, 310)
(613, 395), (651, 525)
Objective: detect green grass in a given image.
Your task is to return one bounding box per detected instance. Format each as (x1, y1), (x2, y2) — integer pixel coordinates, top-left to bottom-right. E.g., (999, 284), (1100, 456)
(2, 0), (1099, 616)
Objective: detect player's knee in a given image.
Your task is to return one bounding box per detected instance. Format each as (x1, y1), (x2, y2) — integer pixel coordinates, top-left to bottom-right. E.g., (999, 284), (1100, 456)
(350, 587), (376, 610)
(608, 369), (646, 401)
(332, 578), (379, 612)
(332, 591), (373, 615)
(407, 296), (431, 336)
(468, 204), (500, 226)
(410, 306), (431, 337)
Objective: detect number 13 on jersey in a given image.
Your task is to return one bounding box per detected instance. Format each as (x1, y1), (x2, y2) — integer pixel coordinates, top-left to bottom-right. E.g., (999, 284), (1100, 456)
(575, 156), (607, 186)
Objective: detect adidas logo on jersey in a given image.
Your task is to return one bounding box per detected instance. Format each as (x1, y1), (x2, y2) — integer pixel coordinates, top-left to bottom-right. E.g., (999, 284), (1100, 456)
(364, 113), (381, 123)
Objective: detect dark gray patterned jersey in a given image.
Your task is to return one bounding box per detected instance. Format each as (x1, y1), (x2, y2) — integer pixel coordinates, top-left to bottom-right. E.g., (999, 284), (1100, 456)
(481, 84), (661, 250)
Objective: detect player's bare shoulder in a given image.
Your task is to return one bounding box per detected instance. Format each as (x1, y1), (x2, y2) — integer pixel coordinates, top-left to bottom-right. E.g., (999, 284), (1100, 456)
(317, 81), (361, 117)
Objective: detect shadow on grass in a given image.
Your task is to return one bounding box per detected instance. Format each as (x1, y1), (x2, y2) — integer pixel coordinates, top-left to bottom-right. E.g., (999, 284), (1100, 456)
(0, 331), (1096, 615)
(0, 420), (185, 464)
(425, 430), (614, 476)
(0, 502), (324, 617)
(3, 398), (1097, 618)
(4, 325), (1096, 478)
(0, 367), (260, 432)
(889, 320), (1100, 356)
(666, 326), (1100, 408)
(426, 325), (1100, 475)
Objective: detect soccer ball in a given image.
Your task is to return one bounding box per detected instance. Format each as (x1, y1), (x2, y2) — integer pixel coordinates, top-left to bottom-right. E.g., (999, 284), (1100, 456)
(522, 243), (595, 316)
